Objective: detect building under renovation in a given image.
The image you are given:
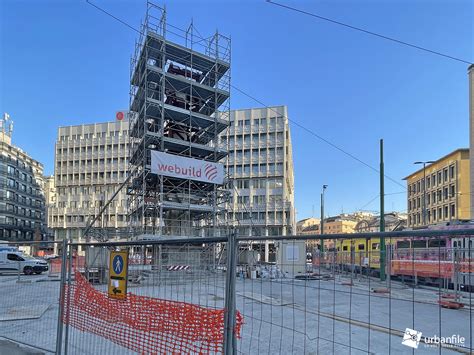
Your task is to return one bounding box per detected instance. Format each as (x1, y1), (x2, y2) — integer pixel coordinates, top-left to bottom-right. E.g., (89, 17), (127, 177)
(128, 3), (231, 239)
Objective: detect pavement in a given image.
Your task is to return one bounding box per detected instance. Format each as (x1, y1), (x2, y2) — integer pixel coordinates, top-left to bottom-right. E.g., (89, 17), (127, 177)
(0, 339), (45, 354)
(0, 270), (472, 354)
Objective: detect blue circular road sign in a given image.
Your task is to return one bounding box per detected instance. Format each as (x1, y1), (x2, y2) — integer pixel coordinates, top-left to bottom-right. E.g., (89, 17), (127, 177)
(112, 255), (124, 274)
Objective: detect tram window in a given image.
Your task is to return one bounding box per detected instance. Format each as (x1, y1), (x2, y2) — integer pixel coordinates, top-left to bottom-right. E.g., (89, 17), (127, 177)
(358, 244), (365, 250)
(453, 241), (458, 248)
(428, 239), (446, 248)
(397, 241), (410, 249)
(342, 246), (348, 251)
(413, 240), (427, 248)
(372, 243), (379, 250)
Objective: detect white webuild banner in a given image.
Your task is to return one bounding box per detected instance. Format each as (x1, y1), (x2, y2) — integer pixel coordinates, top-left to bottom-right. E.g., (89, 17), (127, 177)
(150, 150), (224, 184)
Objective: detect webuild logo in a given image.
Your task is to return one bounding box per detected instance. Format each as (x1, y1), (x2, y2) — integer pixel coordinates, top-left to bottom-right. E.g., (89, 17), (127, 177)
(204, 164), (218, 181)
(156, 163), (203, 179)
(151, 151), (224, 184)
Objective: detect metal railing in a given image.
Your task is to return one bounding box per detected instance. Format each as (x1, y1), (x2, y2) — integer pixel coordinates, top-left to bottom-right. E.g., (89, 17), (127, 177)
(0, 240), (62, 354)
(1, 228), (473, 354)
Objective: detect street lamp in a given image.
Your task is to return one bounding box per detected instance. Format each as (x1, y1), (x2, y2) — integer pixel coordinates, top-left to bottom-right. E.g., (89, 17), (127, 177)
(414, 161), (435, 225)
(320, 185), (328, 252)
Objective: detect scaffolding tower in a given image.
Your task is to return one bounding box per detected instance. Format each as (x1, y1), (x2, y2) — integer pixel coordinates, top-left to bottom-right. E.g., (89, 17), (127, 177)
(128, 2), (231, 239)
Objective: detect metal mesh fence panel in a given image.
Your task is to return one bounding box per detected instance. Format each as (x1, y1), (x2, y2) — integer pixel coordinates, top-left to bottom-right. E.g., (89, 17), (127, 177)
(234, 230), (474, 354)
(61, 239), (243, 354)
(10, 229), (471, 354)
(0, 241), (61, 353)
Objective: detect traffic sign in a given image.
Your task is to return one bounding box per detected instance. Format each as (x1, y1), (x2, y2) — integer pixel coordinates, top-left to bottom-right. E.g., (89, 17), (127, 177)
(108, 250), (129, 300)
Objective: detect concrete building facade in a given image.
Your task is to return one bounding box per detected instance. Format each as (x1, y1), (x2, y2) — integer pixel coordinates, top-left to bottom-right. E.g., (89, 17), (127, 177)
(0, 113), (47, 242)
(49, 120), (129, 245)
(44, 175), (55, 225)
(405, 148), (470, 228)
(222, 106), (296, 262)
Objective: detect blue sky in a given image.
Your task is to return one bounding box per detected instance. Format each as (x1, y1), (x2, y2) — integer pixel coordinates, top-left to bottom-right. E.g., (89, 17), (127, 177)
(1, 0), (473, 220)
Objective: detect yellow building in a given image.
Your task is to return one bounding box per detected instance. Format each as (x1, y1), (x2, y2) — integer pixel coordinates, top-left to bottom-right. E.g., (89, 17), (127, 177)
(297, 218), (320, 250)
(321, 216), (357, 249)
(404, 148), (470, 227)
(296, 217), (320, 235)
(322, 216), (357, 235)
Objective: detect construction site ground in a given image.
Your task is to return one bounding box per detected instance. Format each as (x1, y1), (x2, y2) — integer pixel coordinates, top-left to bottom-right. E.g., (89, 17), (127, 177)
(0, 271), (472, 354)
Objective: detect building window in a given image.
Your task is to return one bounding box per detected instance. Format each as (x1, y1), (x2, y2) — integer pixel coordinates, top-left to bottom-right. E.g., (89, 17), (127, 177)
(450, 204), (456, 218)
(443, 168), (448, 182)
(426, 176), (430, 188)
(449, 165), (455, 179)
(443, 187), (448, 200)
(438, 172), (442, 185)
(449, 185), (455, 198)
(432, 209), (436, 220)
(444, 205), (449, 219)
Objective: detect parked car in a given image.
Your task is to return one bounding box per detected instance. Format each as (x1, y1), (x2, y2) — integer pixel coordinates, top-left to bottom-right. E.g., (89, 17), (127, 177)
(42, 254), (59, 260)
(0, 250), (48, 275)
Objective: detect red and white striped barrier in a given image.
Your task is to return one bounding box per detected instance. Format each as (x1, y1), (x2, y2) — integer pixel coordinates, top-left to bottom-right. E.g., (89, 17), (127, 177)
(167, 265), (190, 271)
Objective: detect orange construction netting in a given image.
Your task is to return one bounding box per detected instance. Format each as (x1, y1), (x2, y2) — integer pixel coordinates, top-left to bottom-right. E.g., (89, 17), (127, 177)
(63, 271), (243, 354)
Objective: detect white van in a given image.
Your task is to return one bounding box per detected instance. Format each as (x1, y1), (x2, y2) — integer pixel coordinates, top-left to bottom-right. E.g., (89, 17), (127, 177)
(0, 250), (48, 275)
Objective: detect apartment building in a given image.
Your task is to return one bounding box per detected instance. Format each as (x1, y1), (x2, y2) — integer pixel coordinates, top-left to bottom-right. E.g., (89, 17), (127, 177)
(354, 212), (407, 232)
(222, 106), (296, 262)
(405, 148), (470, 227)
(322, 216), (357, 235)
(49, 120), (129, 245)
(297, 217), (320, 235)
(0, 113), (47, 241)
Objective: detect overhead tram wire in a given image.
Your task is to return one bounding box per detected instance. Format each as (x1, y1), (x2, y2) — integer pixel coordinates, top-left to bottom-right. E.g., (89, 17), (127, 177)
(266, 0), (473, 66)
(84, 0), (407, 191)
(85, 0), (141, 34)
(231, 85), (406, 190)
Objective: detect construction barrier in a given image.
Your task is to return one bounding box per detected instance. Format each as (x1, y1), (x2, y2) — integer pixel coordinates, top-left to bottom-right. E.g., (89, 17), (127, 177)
(63, 271), (243, 354)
